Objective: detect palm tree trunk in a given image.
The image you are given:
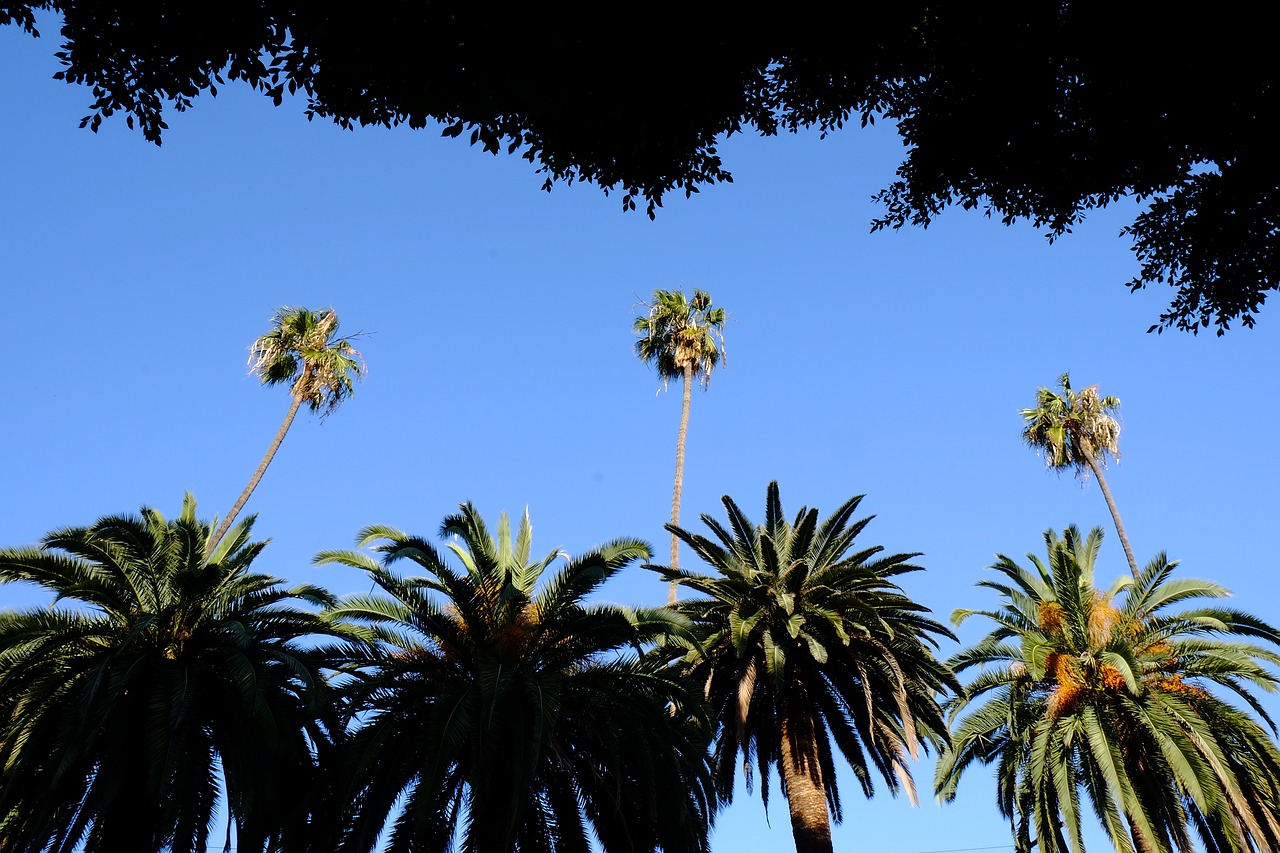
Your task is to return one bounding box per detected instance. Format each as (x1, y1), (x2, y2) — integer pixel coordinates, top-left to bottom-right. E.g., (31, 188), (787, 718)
(780, 703), (834, 853)
(668, 362), (694, 605)
(1085, 456), (1139, 580)
(204, 394), (303, 561)
(1130, 828), (1156, 853)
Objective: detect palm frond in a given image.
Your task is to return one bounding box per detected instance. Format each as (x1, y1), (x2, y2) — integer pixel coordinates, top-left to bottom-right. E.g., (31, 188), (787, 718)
(942, 525), (1280, 853)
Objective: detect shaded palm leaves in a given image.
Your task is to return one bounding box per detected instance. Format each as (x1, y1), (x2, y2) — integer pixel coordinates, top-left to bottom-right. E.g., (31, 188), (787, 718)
(0, 496), (341, 853)
(652, 482), (956, 853)
(939, 526), (1280, 853)
(317, 503), (715, 853)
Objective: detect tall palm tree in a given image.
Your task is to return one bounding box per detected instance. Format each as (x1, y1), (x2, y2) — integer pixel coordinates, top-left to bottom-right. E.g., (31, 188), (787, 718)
(651, 482), (957, 853)
(938, 526), (1280, 853)
(1021, 373), (1139, 578)
(206, 306), (366, 559)
(634, 288), (726, 604)
(315, 503), (716, 853)
(0, 496), (345, 853)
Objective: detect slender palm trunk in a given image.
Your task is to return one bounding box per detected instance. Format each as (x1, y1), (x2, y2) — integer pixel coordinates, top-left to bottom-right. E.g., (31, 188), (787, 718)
(1085, 455), (1139, 579)
(780, 703), (834, 853)
(669, 362), (694, 605)
(1128, 817), (1159, 853)
(204, 394), (303, 561)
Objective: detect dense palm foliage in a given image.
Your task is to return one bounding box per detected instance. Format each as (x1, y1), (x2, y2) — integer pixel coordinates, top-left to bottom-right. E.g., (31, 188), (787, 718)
(207, 306), (366, 558)
(633, 288), (727, 603)
(1021, 373), (1139, 578)
(652, 482), (957, 853)
(315, 503), (716, 853)
(938, 526), (1280, 853)
(0, 496), (342, 853)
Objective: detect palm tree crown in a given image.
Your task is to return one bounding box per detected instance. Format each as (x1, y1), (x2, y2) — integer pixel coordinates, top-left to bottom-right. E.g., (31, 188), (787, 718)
(206, 307), (366, 558)
(316, 503), (715, 853)
(0, 496), (342, 853)
(652, 482), (957, 853)
(633, 288), (727, 604)
(251, 306), (365, 416)
(633, 289), (726, 389)
(1021, 373), (1122, 475)
(938, 526), (1280, 853)
(1021, 373), (1139, 578)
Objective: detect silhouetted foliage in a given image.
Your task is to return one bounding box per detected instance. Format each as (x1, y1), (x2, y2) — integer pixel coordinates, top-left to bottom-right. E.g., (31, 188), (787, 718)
(6, 3), (1276, 332)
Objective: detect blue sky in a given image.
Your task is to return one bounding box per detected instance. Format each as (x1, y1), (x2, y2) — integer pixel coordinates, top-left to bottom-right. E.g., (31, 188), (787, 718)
(3, 19), (1279, 853)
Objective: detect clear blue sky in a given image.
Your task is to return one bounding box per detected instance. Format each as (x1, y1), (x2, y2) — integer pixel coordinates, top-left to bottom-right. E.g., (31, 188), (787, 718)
(3, 18), (1278, 853)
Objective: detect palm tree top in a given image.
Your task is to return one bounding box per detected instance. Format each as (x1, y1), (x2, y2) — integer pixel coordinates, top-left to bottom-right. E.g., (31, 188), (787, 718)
(250, 306), (367, 416)
(2, 493), (335, 616)
(651, 481), (957, 845)
(314, 503), (713, 853)
(318, 501), (681, 652)
(633, 288), (727, 389)
(941, 524), (1280, 853)
(0, 495), (343, 853)
(1021, 372), (1122, 475)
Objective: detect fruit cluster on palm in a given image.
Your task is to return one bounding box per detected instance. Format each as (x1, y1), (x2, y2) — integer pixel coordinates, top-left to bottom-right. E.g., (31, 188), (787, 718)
(652, 482), (957, 853)
(939, 526), (1280, 853)
(7, 304), (1280, 853)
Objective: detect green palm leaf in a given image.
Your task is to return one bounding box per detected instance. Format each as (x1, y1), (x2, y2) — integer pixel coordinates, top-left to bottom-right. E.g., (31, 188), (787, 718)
(940, 524), (1280, 853)
(651, 481), (956, 853)
(0, 496), (350, 853)
(321, 501), (715, 853)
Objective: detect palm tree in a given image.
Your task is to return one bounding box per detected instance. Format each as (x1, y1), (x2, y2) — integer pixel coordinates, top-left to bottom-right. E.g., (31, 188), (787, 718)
(938, 526), (1280, 853)
(0, 496), (345, 853)
(206, 306), (366, 559)
(1021, 373), (1139, 578)
(651, 482), (957, 853)
(315, 502), (716, 853)
(634, 288), (726, 604)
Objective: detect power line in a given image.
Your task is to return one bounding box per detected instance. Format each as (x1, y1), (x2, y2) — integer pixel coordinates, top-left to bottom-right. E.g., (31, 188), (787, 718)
(903, 846), (1014, 853)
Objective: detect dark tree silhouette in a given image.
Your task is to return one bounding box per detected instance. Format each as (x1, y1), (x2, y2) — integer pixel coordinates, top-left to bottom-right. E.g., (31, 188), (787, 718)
(6, 3), (1275, 332)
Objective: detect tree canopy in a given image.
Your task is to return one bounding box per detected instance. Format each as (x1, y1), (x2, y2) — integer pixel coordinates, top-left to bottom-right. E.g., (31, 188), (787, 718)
(6, 3), (1276, 333)
(939, 526), (1280, 853)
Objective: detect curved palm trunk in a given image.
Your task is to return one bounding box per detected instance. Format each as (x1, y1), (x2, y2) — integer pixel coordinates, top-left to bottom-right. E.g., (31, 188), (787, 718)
(780, 703), (834, 853)
(1084, 456), (1139, 580)
(204, 394), (303, 561)
(669, 362), (694, 605)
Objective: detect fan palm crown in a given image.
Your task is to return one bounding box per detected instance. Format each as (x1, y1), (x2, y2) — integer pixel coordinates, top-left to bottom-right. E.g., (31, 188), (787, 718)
(206, 307), (366, 558)
(0, 496), (343, 853)
(938, 526), (1280, 853)
(652, 482), (957, 853)
(1021, 373), (1138, 578)
(251, 306), (365, 415)
(633, 289), (726, 389)
(316, 502), (716, 853)
(1021, 374), (1122, 475)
